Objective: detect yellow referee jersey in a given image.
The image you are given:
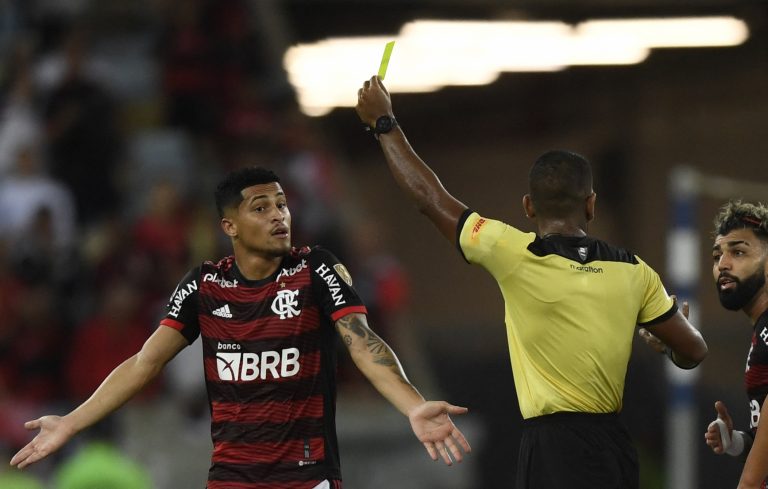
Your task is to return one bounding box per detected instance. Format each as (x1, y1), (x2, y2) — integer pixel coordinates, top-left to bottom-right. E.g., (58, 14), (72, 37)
(458, 211), (675, 419)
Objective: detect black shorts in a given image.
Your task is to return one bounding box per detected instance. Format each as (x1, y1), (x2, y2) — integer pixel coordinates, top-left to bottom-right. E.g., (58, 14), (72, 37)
(516, 412), (638, 489)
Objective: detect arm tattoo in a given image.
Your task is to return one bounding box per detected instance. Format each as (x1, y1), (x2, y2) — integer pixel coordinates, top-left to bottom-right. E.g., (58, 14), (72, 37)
(337, 314), (400, 370)
(337, 314), (366, 338)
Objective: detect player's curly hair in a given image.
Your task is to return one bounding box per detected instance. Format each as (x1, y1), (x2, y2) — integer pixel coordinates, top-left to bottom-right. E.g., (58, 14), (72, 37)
(713, 200), (768, 242)
(215, 166), (281, 217)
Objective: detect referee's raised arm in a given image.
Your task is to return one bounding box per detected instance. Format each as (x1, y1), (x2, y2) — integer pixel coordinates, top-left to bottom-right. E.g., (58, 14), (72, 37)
(356, 75), (467, 244)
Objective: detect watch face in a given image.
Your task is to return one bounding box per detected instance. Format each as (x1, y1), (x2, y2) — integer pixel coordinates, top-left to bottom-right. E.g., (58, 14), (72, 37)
(375, 116), (393, 133)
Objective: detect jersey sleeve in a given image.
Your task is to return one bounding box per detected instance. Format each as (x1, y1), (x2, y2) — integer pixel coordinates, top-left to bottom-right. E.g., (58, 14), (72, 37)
(308, 247), (368, 322)
(458, 210), (534, 276)
(159, 266), (201, 344)
(635, 257), (677, 325)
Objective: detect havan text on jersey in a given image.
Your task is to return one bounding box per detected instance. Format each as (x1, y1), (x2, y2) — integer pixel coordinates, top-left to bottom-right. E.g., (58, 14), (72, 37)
(314, 263), (346, 306)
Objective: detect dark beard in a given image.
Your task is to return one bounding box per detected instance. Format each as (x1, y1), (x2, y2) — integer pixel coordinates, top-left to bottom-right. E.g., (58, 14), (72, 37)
(717, 269), (766, 311)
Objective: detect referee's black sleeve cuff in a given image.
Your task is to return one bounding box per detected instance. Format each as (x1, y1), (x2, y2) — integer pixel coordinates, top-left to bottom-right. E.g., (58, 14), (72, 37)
(638, 302), (679, 326)
(456, 209), (473, 264)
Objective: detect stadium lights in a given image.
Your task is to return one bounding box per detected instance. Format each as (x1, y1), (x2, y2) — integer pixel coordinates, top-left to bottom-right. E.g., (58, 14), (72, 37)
(283, 16), (749, 116)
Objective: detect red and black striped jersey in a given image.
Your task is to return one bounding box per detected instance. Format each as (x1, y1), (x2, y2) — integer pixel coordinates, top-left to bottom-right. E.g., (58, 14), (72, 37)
(159, 246), (366, 489)
(745, 310), (768, 436)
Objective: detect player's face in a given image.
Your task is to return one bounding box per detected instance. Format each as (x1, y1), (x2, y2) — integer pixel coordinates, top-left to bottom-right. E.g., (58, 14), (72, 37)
(712, 228), (767, 311)
(231, 182), (291, 257)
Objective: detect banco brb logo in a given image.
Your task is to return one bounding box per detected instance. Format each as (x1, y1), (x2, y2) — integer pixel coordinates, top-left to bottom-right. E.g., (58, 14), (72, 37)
(216, 347), (301, 381)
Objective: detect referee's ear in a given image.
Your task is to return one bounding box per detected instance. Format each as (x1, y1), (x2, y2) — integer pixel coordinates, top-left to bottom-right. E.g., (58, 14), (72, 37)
(522, 194), (536, 220)
(585, 192), (597, 223)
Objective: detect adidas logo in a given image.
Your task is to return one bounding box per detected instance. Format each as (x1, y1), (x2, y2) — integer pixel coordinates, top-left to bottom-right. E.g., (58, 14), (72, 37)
(212, 304), (233, 319)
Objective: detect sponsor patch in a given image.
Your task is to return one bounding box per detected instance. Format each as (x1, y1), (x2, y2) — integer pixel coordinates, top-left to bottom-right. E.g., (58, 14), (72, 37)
(471, 218), (487, 239)
(333, 263), (353, 287)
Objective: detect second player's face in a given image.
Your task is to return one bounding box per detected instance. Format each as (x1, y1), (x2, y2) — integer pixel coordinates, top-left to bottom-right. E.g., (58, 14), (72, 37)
(233, 182), (292, 257)
(712, 228), (767, 311)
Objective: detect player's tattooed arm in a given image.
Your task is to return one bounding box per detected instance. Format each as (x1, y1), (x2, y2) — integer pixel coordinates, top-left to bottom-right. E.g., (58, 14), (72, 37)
(335, 313), (406, 380)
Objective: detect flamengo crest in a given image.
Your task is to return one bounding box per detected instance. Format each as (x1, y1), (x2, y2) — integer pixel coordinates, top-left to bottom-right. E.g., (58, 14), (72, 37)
(271, 289), (301, 319)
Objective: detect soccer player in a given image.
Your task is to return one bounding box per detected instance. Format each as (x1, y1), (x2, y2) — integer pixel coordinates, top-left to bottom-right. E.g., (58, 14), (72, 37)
(355, 75), (708, 489)
(704, 201), (768, 489)
(10, 167), (471, 489)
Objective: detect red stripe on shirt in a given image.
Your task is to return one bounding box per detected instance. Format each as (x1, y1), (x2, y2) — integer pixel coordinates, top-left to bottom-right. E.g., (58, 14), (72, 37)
(212, 437), (325, 464)
(159, 318), (185, 331)
(211, 395), (324, 424)
(201, 274), (312, 303)
(330, 306), (367, 322)
(199, 308), (322, 341)
(746, 365), (768, 390)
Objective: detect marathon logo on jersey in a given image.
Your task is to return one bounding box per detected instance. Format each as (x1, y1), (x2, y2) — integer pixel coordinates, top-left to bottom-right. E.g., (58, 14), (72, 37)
(314, 263), (347, 306)
(271, 289), (301, 319)
(203, 272), (238, 288)
(570, 263), (604, 274)
(215, 343), (300, 381)
(276, 259), (307, 282)
(168, 280), (198, 318)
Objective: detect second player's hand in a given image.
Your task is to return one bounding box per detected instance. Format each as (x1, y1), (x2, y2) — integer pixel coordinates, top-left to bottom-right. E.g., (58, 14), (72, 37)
(638, 295), (690, 354)
(638, 328), (667, 354)
(705, 401), (734, 454)
(10, 415), (75, 470)
(408, 401), (472, 466)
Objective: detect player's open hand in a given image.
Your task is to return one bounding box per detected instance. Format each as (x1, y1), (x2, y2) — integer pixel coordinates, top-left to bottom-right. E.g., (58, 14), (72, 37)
(408, 401), (471, 466)
(10, 415), (74, 469)
(705, 401), (734, 455)
(356, 76), (394, 128)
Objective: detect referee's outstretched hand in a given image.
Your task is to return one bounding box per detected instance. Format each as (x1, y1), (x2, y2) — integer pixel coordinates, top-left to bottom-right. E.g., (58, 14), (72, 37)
(356, 75), (393, 128)
(408, 401), (471, 465)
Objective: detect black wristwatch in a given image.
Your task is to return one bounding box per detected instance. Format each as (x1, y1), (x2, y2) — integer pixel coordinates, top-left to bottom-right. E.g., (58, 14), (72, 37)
(366, 115), (397, 138)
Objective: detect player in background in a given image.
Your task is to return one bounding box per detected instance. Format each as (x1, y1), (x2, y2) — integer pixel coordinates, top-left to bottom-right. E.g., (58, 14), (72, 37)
(355, 75), (707, 489)
(703, 201), (768, 489)
(10, 166), (470, 489)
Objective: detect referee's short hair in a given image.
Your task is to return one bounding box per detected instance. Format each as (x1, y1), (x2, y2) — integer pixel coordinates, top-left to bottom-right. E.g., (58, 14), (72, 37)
(529, 150), (593, 219)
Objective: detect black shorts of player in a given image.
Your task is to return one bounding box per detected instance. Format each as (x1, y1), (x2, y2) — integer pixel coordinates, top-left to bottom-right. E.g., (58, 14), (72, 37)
(516, 412), (638, 489)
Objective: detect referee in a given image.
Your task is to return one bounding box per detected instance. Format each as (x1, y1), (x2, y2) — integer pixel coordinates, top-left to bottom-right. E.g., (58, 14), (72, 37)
(356, 75), (708, 489)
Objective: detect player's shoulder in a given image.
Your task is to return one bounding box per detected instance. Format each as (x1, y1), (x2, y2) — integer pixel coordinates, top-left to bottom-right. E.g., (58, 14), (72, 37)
(293, 245), (342, 264)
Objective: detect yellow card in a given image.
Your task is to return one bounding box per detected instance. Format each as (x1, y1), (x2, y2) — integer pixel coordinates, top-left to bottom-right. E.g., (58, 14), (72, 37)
(378, 41), (395, 79)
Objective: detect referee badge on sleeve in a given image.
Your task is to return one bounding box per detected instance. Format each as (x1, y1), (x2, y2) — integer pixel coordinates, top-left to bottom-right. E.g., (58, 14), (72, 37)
(333, 264), (353, 287)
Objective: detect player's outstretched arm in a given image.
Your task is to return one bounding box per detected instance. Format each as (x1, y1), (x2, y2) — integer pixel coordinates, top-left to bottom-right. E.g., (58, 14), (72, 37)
(738, 400), (768, 489)
(355, 76), (468, 244)
(335, 313), (471, 465)
(10, 326), (188, 470)
(642, 298), (708, 369)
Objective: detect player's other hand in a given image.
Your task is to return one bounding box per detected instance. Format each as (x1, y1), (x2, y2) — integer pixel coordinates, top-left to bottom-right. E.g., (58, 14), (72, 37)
(638, 328), (667, 354)
(10, 415), (74, 469)
(408, 401), (471, 466)
(356, 76), (394, 128)
(705, 401), (734, 455)
(638, 295), (689, 354)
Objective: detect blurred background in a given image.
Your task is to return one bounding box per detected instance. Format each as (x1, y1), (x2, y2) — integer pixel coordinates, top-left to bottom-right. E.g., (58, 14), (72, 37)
(0, 0), (767, 488)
